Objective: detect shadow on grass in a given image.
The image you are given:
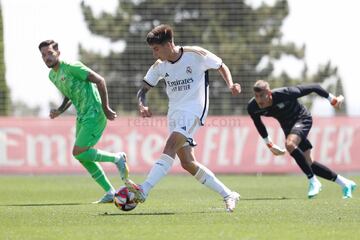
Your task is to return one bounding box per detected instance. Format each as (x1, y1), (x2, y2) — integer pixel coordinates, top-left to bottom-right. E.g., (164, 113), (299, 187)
(241, 197), (295, 201)
(0, 203), (87, 207)
(99, 209), (229, 216)
(99, 212), (176, 216)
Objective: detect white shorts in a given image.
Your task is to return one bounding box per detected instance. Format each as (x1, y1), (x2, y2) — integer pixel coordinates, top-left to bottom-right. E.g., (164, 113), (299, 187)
(168, 110), (201, 147)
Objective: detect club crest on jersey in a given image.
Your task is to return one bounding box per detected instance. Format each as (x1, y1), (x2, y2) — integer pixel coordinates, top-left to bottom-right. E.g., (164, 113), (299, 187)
(276, 102), (285, 109)
(186, 66), (192, 74)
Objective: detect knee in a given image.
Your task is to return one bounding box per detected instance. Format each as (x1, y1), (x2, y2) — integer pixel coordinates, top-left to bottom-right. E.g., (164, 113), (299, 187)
(285, 140), (297, 153)
(163, 133), (187, 157)
(180, 161), (195, 172)
(163, 139), (179, 157)
(72, 149), (81, 158)
(72, 149), (87, 160)
(72, 146), (89, 158)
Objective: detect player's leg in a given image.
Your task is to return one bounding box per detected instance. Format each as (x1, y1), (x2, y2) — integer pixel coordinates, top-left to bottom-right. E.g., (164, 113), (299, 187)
(79, 161), (116, 203)
(177, 146), (240, 212)
(286, 134), (316, 179)
(70, 119), (115, 203)
(128, 111), (202, 203)
(74, 147), (129, 181)
(73, 116), (129, 181)
(285, 118), (322, 198)
(177, 146), (231, 197)
(126, 131), (184, 202)
(287, 138), (321, 198)
(127, 110), (199, 202)
(304, 150), (357, 198)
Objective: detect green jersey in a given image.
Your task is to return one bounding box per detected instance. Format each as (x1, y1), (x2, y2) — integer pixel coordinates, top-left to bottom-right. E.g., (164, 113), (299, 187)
(49, 61), (104, 121)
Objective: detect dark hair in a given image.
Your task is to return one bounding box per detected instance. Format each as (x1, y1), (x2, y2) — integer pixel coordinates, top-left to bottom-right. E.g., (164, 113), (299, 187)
(38, 40), (58, 51)
(146, 24), (173, 45)
(253, 80), (270, 92)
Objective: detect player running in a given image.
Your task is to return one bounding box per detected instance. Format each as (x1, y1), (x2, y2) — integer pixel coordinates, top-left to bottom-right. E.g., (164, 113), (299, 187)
(39, 40), (130, 203)
(126, 24), (241, 212)
(247, 80), (356, 199)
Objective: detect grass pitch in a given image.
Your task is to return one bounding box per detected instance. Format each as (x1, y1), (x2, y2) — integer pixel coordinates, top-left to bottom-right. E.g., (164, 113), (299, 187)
(0, 175), (359, 240)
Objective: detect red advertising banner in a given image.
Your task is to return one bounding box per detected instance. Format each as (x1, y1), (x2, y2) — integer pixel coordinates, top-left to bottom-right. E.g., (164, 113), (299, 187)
(0, 116), (359, 174)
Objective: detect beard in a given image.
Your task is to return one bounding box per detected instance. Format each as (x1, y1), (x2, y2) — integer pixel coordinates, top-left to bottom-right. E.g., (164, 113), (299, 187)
(46, 60), (59, 68)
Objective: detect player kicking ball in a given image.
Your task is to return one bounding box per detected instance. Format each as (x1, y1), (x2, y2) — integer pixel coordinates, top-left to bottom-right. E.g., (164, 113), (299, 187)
(39, 40), (131, 203)
(125, 24), (241, 212)
(247, 80), (356, 199)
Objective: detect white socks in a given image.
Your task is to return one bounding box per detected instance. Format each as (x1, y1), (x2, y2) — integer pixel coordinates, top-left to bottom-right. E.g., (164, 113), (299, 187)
(335, 175), (350, 188)
(310, 176), (320, 184)
(140, 155), (232, 199)
(107, 188), (115, 195)
(194, 163), (232, 198)
(141, 154), (174, 196)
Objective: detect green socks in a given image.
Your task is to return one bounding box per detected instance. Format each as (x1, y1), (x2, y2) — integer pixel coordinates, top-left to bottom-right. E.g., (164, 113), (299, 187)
(74, 148), (117, 163)
(79, 161), (114, 192)
(75, 148), (118, 192)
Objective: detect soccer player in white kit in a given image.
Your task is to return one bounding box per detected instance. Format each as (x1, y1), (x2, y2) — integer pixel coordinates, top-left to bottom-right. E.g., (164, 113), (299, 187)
(125, 24), (241, 212)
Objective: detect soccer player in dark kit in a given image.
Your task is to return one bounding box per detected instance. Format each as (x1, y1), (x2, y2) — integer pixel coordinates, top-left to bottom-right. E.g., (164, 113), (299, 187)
(247, 80), (356, 199)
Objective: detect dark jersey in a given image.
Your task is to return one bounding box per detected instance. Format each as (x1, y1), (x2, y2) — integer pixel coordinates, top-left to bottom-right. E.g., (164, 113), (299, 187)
(247, 84), (329, 138)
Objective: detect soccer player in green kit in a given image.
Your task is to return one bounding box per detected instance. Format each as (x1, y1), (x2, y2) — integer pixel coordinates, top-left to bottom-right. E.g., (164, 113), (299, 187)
(39, 40), (129, 203)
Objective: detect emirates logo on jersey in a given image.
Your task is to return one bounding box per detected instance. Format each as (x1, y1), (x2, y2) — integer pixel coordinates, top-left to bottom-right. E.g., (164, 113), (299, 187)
(186, 66), (192, 74)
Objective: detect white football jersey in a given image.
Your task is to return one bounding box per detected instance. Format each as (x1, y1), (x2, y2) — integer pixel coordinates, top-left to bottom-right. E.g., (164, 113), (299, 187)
(144, 46), (222, 125)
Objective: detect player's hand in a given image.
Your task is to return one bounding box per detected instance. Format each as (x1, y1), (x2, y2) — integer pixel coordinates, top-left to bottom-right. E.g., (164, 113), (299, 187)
(139, 104), (152, 118)
(49, 109), (62, 119)
(331, 95), (344, 109)
(230, 83), (241, 96)
(267, 142), (286, 156)
(103, 106), (117, 120)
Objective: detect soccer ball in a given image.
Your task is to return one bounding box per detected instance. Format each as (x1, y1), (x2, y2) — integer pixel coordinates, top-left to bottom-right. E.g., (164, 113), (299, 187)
(114, 186), (138, 211)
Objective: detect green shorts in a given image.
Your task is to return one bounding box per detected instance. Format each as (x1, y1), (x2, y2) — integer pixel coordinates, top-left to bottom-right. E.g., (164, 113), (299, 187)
(75, 113), (107, 148)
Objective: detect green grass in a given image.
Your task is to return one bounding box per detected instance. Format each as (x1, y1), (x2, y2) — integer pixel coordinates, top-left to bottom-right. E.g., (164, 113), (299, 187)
(0, 175), (359, 240)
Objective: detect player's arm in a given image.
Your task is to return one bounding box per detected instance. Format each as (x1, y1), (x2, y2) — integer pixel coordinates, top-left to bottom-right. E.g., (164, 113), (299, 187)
(217, 63), (241, 96)
(256, 118), (286, 156)
(50, 96), (71, 119)
(136, 82), (152, 118)
(248, 105), (285, 156)
(196, 47), (240, 95)
(87, 71), (117, 120)
(291, 84), (344, 109)
(263, 135), (286, 156)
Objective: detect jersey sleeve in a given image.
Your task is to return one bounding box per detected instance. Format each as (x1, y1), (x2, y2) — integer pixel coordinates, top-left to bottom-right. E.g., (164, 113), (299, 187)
(201, 48), (223, 70)
(280, 84), (330, 100)
(295, 84), (329, 98)
(250, 115), (268, 138)
(247, 102), (268, 138)
(65, 61), (91, 81)
(144, 61), (162, 87)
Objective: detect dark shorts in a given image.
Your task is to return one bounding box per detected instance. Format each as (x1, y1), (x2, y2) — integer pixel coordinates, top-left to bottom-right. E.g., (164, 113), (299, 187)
(284, 117), (313, 152)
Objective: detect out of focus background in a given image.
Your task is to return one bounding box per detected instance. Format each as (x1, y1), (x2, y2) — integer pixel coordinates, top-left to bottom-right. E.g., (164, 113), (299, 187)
(1, 2), (360, 239)
(0, 0), (359, 174)
(2, 0), (360, 117)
